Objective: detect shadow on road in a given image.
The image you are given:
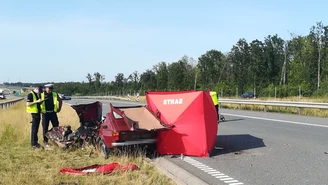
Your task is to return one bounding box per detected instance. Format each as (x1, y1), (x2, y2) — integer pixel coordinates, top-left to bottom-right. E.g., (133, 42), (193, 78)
(221, 118), (244, 123)
(210, 134), (265, 157)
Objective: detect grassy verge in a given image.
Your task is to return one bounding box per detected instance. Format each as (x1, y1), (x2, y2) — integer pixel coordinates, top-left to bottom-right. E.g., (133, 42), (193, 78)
(0, 97), (14, 102)
(220, 103), (328, 117)
(223, 96), (328, 103)
(120, 96), (146, 102)
(0, 102), (174, 185)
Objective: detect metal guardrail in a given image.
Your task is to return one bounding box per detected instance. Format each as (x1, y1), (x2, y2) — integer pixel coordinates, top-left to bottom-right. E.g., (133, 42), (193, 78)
(72, 96), (129, 101)
(0, 98), (25, 109)
(71, 96), (328, 115)
(219, 98), (328, 115)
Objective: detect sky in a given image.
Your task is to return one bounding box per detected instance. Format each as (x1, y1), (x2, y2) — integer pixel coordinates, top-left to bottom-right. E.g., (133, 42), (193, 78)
(0, 0), (327, 83)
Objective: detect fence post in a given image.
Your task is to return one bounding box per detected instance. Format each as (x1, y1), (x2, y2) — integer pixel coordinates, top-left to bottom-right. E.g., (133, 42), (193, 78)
(264, 105), (267, 112)
(298, 107), (301, 115)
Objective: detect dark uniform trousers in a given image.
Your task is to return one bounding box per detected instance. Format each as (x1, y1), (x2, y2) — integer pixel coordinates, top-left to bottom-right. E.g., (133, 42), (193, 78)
(215, 104), (219, 119)
(31, 113), (41, 146)
(42, 112), (59, 144)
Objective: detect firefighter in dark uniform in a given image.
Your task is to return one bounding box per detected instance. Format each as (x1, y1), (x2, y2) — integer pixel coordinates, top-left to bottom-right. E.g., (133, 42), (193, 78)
(26, 86), (43, 149)
(41, 84), (62, 147)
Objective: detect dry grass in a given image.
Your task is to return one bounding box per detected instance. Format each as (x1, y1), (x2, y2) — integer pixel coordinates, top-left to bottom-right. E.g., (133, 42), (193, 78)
(221, 103), (328, 117)
(223, 96), (328, 103)
(121, 96), (146, 102)
(0, 97), (14, 102)
(0, 102), (174, 185)
(220, 96), (328, 117)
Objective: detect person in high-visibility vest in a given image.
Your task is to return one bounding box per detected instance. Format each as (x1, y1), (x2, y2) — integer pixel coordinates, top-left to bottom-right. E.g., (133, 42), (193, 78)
(210, 90), (219, 120)
(26, 86), (43, 149)
(41, 84), (62, 148)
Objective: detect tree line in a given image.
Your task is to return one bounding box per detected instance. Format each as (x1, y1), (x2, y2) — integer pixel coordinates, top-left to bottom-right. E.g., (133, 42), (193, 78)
(5, 21), (328, 97)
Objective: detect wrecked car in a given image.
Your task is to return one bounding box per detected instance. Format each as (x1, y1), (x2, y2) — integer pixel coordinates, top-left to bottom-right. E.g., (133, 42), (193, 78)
(46, 101), (172, 158)
(98, 104), (172, 158)
(45, 101), (103, 152)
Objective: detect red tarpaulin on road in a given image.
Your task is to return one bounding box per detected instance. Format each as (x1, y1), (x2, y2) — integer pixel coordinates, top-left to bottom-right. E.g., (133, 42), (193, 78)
(146, 90), (218, 157)
(59, 163), (138, 175)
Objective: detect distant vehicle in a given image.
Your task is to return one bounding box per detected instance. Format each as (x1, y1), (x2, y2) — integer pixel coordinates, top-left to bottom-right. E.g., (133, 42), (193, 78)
(0, 89), (5, 99)
(241, 92), (256, 99)
(59, 94), (71, 100)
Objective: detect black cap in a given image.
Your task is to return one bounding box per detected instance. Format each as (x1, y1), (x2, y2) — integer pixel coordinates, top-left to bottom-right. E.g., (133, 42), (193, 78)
(38, 85), (43, 92)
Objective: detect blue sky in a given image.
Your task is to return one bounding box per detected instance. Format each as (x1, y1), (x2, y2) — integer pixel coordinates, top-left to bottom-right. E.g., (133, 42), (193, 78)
(0, 0), (327, 83)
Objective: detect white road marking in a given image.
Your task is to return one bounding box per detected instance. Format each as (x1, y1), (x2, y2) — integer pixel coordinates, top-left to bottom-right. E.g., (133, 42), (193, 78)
(221, 177), (234, 180)
(212, 173), (225, 176)
(205, 169), (217, 172)
(209, 171), (222, 174)
(222, 113), (328, 128)
(182, 156), (244, 185)
(225, 180), (239, 183)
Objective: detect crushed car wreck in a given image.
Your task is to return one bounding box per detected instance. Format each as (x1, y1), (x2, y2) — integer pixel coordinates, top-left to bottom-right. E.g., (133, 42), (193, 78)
(45, 90), (218, 158)
(45, 101), (103, 151)
(98, 104), (173, 158)
(45, 101), (173, 158)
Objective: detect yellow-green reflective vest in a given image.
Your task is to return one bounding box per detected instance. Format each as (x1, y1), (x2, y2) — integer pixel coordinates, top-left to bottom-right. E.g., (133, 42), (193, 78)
(26, 91), (39, 113)
(41, 92), (58, 113)
(210, 91), (218, 105)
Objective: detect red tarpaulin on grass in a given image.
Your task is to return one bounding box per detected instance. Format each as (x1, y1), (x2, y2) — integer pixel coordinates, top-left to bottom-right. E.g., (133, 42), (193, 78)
(146, 90), (218, 157)
(59, 163), (138, 175)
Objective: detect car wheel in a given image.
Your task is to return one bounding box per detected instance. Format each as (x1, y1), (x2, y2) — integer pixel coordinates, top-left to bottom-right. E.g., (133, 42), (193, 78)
(221, 116), (225, 122)
(98, 139), (110, 159)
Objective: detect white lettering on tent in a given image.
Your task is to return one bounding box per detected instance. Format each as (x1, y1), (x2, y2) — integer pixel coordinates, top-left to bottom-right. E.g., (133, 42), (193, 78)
(163, 98), (183, 105)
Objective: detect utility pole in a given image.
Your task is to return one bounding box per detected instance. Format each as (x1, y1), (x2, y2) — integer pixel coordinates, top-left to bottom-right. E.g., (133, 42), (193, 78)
(280, 40), (288, 85)
(194, 72), (197, 90)
(280, 31), (290, 86)
(318, 35), (322, 89)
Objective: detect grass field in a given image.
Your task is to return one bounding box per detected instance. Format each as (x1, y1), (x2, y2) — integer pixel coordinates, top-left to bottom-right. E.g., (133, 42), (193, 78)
(0, 102), (174, 185)
(220, 96), (328, 117)
(0, 97), (14, 102)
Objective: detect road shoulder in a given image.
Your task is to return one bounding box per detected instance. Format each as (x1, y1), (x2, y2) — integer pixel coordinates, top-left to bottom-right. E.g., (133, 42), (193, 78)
(146, 157), (208, 185)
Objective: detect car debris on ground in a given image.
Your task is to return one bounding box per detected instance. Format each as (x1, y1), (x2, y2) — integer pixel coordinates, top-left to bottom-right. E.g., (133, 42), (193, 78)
(60, 163), (138, 175)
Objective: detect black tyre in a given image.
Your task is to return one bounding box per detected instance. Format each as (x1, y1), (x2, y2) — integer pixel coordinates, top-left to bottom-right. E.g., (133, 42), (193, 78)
(98, 139), (110, 159)
(221, 115), (225, 122)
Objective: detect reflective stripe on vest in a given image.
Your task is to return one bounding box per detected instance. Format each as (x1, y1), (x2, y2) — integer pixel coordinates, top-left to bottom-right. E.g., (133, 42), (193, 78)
(210, 91), (218, 105)
(41, 92), (58, 113)
(26, 91), (39, 113)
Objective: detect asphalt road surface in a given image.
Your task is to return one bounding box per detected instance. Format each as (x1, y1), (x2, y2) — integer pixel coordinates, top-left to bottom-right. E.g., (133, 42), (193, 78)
(65, 99), (328, 185)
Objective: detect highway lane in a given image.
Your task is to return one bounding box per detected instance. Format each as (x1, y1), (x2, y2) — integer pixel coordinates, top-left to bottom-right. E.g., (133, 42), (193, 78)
(64, 99), (328, 185)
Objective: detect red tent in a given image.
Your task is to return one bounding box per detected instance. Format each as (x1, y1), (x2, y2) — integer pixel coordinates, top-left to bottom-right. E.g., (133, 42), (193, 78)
(146, 90), (218, 157)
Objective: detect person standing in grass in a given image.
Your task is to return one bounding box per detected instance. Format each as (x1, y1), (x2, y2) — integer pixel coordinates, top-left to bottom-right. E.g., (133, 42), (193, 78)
(40, 84), (62, 148)
(26, 86), (43, 149)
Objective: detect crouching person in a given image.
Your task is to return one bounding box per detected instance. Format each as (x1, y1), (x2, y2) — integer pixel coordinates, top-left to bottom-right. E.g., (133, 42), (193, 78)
(41, 84), (62, 149)
(26, 86), (43, 149)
